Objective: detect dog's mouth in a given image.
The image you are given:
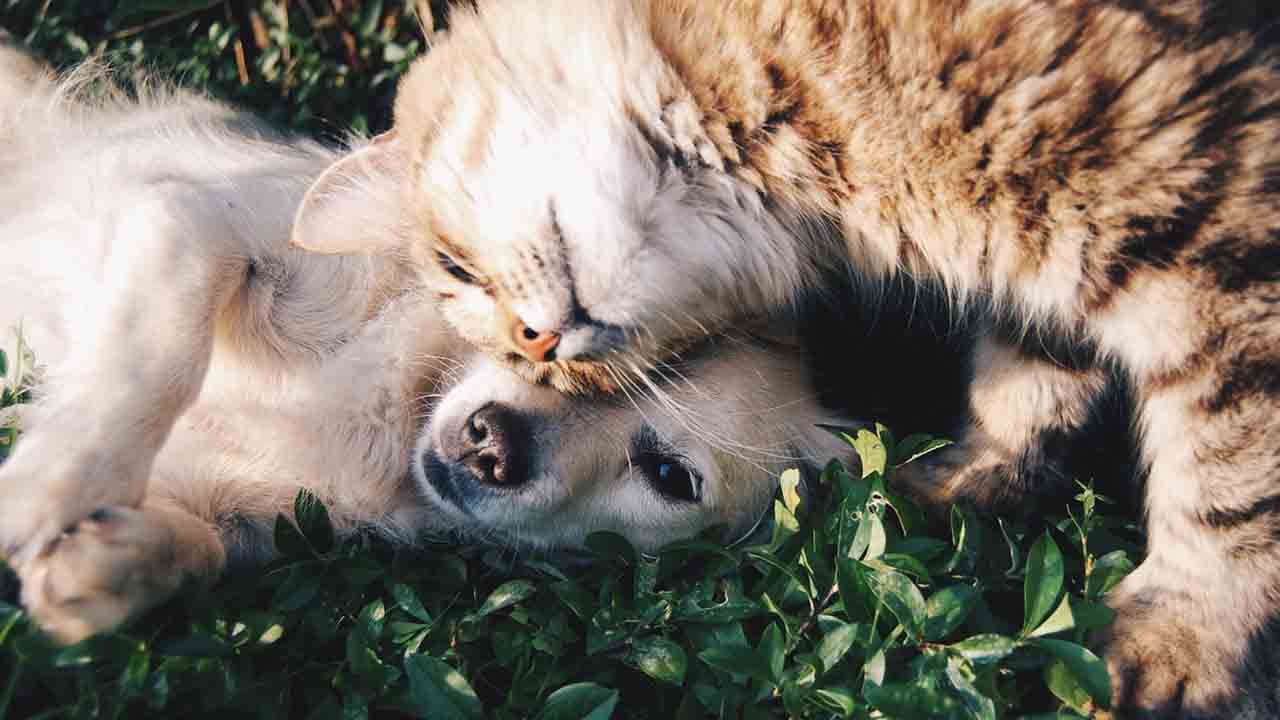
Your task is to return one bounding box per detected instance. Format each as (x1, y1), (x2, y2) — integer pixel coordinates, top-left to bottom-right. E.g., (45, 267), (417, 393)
(417, 451), (477, 518)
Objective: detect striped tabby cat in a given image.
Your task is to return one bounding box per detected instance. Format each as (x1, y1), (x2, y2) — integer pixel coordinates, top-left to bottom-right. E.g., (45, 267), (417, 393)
(293, 1), (1280, 715)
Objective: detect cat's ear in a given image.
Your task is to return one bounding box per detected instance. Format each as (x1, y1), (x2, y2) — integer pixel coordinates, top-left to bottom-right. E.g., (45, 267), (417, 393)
(291, 130), (411, 255)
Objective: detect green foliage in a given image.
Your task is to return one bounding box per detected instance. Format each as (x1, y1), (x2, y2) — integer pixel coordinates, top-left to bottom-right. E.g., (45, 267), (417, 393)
(0, 410), (1143, 718)
(3, 0), (455, 137)
(0, 332), (32, 464)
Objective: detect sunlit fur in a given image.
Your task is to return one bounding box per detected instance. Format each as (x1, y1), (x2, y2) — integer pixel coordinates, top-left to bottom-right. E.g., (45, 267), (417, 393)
(0, 61), (861, 644)
(297, 1), (1280, 714)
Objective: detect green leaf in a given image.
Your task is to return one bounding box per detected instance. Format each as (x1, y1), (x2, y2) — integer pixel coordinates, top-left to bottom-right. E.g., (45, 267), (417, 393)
(1022, 533), (1066, 637)
(1026, 595), (1075, 639)
(1031, 638), (1111, 709)
(814, 621), (864, 674)
(862, 647), (887, 692)
(780, 468), (803, 515)
(346, 631), (389, 687)
(551, 579), (593, 620)
(1068, 596), (1116, 634)
(673, 596), (763, 624)
(836, 557), (875, 623)
(944, 505), (982, 575)
(698, 646), (775, 685)
(874, 552), (930, 583)
(745, 548), (811, 593)
(356, 598), (386, 640)
(863, 512), (888, 561)
(892, 434), (953, 466)
(584, 532), (637, 567)
(759, 622), (786, 681)
(405, 655), (484, 720)
(273, 565), (321, 611)
(772, 497), (800, 546)
(294, 489), (335, 554)
(391, 583), (432, 623)
(630, 637), (687, 686)
(944, 655), (997, 720)
(1045, 659), (1093, 713)
(948, 634), (1018, 666)
(272, 513), (311, 559)
(866, 567), (926, 640)
(1086, 550), (1135, 599)
(811, 687), (857, 716)
(476, 580), (536, 618)
(846, 428), (888, 478)
(119, 651), (150, 698)
(890, 536), (950, 563)
(865, 680), (964, 717)
(923, 584), (979, 641)
(535, 683), (619, 720)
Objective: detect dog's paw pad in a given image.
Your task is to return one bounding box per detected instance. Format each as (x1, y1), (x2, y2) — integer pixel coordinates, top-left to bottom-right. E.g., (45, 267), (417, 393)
(19, 506), (181, 644)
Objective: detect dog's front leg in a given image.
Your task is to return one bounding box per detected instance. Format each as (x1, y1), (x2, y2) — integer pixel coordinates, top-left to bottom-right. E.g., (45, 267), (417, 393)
(0, 188), (244, 576)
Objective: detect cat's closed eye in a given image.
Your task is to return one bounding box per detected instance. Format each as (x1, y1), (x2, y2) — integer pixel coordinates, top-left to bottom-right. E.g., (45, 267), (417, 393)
(436, 250), (479, 285)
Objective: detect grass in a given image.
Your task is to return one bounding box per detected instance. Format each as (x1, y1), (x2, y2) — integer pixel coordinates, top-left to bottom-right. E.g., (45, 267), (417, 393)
(1, 2), (1145, 717)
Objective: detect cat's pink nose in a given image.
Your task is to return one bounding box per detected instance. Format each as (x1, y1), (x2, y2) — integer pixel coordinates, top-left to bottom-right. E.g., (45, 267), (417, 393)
(511, 320), (561, 362)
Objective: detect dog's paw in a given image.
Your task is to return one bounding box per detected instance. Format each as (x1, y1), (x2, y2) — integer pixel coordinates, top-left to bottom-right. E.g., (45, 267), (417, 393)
(1095, 595), (1241, 719)
(0, 443), (149, 570)
(18, 506), (184, 644)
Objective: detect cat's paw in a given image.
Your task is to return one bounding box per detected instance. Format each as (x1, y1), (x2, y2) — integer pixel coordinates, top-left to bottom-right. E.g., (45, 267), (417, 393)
(892, 440), (1057, 513)
(18, 506), (184, 644)
(1096, 596), (1241, 719)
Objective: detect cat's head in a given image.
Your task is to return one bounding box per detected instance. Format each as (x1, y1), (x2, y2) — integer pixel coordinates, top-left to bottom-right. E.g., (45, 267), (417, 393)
(291, 0), (811, 393)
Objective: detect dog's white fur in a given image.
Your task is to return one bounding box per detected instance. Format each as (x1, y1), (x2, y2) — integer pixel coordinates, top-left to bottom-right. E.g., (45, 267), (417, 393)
(0, 59), (857, 642)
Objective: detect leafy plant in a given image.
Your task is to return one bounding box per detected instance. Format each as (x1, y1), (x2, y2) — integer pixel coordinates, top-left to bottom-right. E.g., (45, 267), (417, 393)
(0, 331), (32, 465)
(0, 407), (1141, 718)
(3, 0), (457, 137)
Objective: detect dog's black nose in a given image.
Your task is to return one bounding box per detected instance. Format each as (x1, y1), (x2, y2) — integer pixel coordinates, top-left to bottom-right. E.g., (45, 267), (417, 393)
(458, 403), (529, 487)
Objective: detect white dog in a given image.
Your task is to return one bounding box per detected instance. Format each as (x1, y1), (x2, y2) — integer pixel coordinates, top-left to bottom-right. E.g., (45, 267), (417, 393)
(0, 54), (863, 642)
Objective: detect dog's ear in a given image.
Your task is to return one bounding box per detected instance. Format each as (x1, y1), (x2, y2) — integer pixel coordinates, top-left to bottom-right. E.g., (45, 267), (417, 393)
(291, 130), (410, 255)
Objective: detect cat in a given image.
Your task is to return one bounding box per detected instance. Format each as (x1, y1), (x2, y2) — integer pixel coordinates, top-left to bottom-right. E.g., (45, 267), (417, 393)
(292, 1), (1280, 715)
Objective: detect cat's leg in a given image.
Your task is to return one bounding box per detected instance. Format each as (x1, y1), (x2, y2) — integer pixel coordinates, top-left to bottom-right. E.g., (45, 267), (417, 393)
(1091, 275), (1280, 717)
(19, 498), (225, 644)
(894, 330), (1109, 511)
(0, 188), (245, 574)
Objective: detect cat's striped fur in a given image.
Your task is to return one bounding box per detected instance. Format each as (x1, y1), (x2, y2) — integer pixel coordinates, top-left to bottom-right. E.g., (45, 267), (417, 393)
(293, 1), (1280, 715)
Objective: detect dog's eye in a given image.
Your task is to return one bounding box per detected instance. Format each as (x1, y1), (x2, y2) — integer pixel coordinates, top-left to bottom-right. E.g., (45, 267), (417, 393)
(636, 453), (702, 503)
(436, 251), (478, 285)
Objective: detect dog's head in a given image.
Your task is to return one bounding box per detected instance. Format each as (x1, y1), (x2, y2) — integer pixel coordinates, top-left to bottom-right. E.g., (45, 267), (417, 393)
(414, 335), (860, 553)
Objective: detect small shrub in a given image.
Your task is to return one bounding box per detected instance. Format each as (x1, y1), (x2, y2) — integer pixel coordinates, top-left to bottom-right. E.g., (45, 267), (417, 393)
(0, 381), (1142, 717)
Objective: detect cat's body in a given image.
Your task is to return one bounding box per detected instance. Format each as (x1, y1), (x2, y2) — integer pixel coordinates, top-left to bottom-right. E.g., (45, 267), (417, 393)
(296, 1), (1280, 715)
